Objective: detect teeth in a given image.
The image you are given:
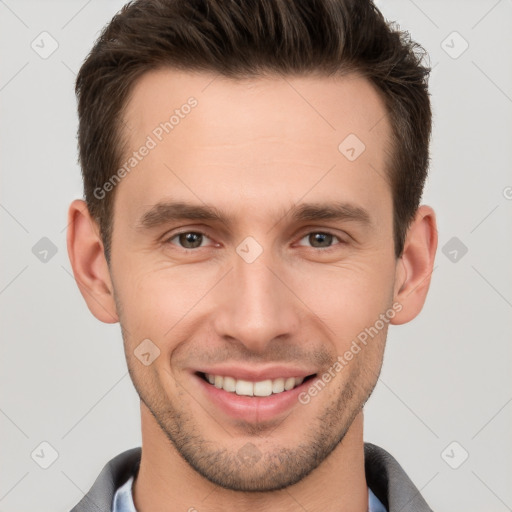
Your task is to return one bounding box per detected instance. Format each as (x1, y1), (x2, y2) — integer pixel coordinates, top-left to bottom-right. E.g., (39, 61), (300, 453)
(235, 379), (253, 396)
(223, 376), (236, 392)
(272, 378), (285, 393)
(204, 373), (306, 396)
(253, 379), (272, 397)
(284, 377), (295, 391)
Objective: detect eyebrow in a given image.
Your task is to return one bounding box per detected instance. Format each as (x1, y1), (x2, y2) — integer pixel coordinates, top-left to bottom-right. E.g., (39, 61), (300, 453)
(136, 200), (373, 231)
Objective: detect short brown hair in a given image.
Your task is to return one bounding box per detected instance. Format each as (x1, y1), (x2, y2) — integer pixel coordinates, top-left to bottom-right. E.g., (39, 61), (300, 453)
(75, 0), (432, 263)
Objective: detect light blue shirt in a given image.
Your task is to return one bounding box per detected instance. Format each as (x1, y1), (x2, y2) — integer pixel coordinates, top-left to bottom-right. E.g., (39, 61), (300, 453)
(112, 474), (387, 511)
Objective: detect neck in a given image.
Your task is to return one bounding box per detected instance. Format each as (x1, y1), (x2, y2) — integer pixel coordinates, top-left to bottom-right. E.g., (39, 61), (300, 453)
(133, 403), (368, 512)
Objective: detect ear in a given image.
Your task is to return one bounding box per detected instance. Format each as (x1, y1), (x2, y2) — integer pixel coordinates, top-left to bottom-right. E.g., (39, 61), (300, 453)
(66, 199), (119, 323)
(390, 205), (438, 325)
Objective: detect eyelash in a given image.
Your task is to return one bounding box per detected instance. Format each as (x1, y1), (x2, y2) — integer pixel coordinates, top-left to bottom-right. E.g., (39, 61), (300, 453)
(163, 230), (346, 252)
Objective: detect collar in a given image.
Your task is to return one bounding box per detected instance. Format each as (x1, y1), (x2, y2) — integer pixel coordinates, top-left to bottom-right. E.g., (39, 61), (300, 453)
(70, 443), (433, 512)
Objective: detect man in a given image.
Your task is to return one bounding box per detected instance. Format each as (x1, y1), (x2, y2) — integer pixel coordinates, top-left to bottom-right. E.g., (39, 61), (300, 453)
(67, 0), (437, 510)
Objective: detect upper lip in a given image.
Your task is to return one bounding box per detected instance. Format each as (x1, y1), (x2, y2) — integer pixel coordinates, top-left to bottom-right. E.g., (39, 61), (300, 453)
(193, 365), (316, 382)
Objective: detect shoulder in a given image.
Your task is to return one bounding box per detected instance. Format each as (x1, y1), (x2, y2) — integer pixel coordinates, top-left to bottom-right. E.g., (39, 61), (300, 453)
(69, 447), (141, 512)
(364, 442), (434, 512)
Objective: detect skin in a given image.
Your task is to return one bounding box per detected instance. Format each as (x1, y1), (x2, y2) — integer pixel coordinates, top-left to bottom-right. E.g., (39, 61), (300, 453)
(67, 68), (437, 512)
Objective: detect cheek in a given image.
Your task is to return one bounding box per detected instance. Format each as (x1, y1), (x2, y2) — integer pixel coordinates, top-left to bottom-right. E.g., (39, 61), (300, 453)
(114, 248), (395, 349)
(115, 264), (216, 343)
(289, 261), (394, 341)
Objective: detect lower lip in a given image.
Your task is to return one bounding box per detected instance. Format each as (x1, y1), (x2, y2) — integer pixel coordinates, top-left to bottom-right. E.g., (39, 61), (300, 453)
(194, 373), (313, 423)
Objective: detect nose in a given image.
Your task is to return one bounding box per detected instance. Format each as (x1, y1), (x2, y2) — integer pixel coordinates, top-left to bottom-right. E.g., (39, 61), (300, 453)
(212, 246), (300, 354)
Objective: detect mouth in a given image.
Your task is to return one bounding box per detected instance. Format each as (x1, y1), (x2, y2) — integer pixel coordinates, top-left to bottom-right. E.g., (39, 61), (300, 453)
(192, 370), (318, 423)
(197, 372), (317, 397)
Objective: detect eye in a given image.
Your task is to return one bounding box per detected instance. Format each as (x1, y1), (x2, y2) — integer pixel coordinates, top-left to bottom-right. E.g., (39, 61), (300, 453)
(296, 231), (345, 249)
(164, 230), (345, 251)
(166, 231), (212, 249)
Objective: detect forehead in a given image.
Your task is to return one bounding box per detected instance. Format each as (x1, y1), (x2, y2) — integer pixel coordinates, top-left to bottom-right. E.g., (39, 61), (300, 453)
(123, 67), (390, 145)
(116, 68), (392, 227)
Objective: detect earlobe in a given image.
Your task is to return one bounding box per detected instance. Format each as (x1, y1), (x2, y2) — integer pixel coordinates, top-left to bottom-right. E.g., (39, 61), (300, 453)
(390, 205), (438, 325)
(66, 199), (119, 324)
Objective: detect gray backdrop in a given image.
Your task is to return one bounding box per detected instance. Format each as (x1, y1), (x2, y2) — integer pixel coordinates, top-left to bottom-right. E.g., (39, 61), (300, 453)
(1, 1), (511, 510)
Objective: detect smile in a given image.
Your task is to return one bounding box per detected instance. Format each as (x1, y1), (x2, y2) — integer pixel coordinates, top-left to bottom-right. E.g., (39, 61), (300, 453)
(202, 373), (308, 397)
(193, 368), (318, 422)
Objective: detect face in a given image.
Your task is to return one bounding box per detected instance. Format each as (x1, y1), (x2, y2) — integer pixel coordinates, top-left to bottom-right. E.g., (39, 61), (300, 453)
(108, 68), (399, 491)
